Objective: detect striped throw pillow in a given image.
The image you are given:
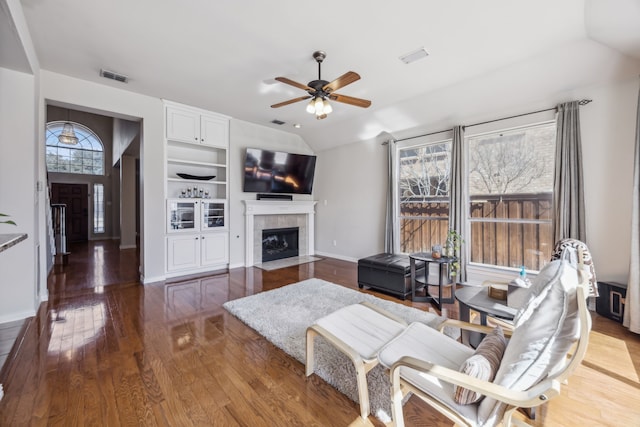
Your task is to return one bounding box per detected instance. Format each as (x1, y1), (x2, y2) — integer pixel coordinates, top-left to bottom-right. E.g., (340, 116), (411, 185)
(453, 326), (507, 405)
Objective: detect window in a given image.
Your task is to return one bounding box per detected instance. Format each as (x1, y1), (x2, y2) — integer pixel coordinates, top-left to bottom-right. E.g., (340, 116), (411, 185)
(395, 121), (556, 273)
(46, 121), (104, 175)
(398, 141), (452, 253)
(467, 122), (556, 270)
(93, 183), (105, 234)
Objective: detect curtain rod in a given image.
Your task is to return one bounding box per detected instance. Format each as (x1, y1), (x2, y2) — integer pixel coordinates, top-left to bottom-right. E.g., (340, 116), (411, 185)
(387, 99), (592, 144)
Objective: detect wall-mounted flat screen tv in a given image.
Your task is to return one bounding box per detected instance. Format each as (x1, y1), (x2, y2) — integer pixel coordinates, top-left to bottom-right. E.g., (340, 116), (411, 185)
(243, 148), (317, 194)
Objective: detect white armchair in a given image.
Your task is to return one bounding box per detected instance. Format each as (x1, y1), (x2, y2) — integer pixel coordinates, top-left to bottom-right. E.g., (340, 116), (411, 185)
(378, 256), (592, 427)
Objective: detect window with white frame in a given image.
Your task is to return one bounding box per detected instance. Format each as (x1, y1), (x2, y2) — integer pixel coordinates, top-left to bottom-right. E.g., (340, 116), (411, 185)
(467, 122), (556, 271)
(397, 140), (452, 253)
(93, 183), (105, 234)
(45, 121), (105, 175)
(395, 121), (556, 272)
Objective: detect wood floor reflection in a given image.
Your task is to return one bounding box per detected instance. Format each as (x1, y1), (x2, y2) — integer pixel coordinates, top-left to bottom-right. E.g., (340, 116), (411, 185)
(0, 240), (639, 426)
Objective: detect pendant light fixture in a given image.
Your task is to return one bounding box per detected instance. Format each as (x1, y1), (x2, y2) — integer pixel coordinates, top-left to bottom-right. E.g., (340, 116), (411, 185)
(58, 109), (79, 145)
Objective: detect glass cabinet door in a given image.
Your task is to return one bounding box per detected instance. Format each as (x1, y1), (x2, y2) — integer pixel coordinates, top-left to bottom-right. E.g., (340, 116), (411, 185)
(201, 200), (225, 230)
(168, 200), (197, 232)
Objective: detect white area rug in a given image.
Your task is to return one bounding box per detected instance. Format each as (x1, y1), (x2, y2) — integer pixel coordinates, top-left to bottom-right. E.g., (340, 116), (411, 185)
(223, 278), (452, 422)
(254, 255), (322, 271)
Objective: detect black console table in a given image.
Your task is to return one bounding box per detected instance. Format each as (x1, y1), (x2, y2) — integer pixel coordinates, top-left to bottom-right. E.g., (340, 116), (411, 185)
(409, 252), (457, 310)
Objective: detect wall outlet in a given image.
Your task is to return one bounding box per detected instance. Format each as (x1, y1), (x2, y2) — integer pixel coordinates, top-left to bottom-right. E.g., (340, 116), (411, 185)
(332, 240), (337, 246)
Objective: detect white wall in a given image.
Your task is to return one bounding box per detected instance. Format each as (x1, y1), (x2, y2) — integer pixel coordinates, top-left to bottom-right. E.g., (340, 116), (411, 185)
(40, 71), (165, 283)
(0, 67), (37, 322)
(314, 136), (388, 262)
(228, 119), (314, 268)
(315, 76), (640, 283)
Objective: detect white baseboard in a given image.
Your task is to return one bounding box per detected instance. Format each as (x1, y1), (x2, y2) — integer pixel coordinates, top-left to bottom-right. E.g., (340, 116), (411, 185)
(0, 309), (36, 324)
(119, 244), (137, 250)
(315, 251), (358, 263)
(141, 274), (166, 285)
(39, 289), (49, 303)
(229, 262), (245, 270)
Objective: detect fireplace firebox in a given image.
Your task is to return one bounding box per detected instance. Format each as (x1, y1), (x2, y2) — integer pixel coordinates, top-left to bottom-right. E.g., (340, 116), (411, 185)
(261, 227), (299, 262)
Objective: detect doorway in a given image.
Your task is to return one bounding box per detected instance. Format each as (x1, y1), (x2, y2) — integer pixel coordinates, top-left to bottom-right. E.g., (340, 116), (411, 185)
(50, 183), (89, 242)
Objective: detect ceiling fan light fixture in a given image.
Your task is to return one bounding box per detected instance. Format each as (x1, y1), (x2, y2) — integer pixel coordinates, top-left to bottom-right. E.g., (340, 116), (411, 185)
(271, 50), (371, 118)
(322, 99), (332, 114)
(306, 98), (316, 114)
(58, 122), (79, 145)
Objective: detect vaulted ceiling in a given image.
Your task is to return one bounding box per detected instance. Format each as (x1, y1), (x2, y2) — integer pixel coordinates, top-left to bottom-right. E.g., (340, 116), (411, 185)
(4, 0), (640, 151)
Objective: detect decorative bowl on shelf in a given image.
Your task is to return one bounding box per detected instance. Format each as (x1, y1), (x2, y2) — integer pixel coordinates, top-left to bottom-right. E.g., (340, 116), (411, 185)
(177, 173), (216, 181)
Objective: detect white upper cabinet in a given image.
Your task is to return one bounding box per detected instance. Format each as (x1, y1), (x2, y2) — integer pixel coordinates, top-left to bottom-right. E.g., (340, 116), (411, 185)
(200, 114), (229, 148)
(166, 105), (200, 143)
(166, 103), (229, 147)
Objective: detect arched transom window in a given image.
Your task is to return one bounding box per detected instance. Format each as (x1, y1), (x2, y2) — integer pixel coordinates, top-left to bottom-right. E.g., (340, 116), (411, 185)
(46, 121), (105, 175)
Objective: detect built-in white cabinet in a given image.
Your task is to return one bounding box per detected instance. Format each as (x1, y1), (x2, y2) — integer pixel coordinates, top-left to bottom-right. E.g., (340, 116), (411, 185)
(167, 232), (229, 272)
(167, 199), (226, 233)
(166, 105), (229, 147)
(164, 101), (230, 277)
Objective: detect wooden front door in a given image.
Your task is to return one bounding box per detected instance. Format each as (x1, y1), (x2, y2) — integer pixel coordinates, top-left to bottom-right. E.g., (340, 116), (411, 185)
(51, 183), (89, 242)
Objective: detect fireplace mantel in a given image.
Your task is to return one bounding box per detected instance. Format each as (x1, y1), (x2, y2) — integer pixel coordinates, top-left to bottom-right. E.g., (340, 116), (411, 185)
(243, 200), (317, 266)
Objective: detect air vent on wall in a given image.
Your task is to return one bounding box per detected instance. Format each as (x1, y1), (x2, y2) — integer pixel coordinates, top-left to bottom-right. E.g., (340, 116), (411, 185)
(271, 119), (285, 125)
(100, 69), (128, 83)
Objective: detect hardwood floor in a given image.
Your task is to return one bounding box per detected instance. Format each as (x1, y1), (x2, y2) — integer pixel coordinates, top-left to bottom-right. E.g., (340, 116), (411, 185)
(0, 240), (639, 426)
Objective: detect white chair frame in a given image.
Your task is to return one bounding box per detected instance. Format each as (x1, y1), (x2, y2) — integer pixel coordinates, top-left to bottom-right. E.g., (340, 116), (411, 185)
(388, 282), (591, 427)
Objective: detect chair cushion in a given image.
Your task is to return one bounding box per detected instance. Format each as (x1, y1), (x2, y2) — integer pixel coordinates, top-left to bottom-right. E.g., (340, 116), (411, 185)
(454, 326), (507, 405)
(378, 322), (478, 424)
(478, 259), (581, 425)
(314, 303), (407, 360)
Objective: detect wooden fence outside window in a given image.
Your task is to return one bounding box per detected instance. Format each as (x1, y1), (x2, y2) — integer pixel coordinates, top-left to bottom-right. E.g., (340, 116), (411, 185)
(400, 193), (553, 270)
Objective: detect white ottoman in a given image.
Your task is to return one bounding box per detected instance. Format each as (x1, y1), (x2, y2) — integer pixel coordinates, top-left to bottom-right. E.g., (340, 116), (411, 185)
(305, 302), (408, 419)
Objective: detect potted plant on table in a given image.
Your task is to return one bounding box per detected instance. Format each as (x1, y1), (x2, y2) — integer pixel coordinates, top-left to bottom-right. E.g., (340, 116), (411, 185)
(0, 213), (16, 226)
(445, 229), (463, 277)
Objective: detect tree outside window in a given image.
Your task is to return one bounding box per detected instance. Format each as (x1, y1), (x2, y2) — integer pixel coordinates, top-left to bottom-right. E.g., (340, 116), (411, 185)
(395, 122), (556, 272)
(398, 141), (452, 253)
(468, 123), (555, 270)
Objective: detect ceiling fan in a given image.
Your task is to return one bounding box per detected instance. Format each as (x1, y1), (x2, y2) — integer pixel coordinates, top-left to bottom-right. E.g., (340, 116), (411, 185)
(271, 50), (371, 120)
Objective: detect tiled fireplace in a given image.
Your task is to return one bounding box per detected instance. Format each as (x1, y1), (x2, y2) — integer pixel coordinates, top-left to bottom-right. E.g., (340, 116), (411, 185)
(243, 200), (316, 266)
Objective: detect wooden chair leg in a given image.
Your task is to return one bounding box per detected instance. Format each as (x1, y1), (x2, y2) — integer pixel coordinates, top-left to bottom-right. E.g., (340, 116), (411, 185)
(305, 327), (316, 377)
(355, 362), (370, 419)
(390, 368), (405, 427)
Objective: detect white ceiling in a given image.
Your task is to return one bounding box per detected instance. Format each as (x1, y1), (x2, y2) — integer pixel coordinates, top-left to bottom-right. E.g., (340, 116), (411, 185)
(8, 0), (640, 151)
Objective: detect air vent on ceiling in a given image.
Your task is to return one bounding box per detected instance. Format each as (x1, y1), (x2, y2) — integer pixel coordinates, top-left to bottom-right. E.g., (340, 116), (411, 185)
(100, 69), (128, 83)
(399, 47), (429, 64)
(271, 119), (285, 125)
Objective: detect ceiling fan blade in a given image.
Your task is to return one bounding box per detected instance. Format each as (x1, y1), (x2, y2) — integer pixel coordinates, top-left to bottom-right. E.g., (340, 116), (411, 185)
(323, 71), (360, 93)
(271, 96), (312, 108)
(328, 93), (371, 108)
(275, 77), (313, 92)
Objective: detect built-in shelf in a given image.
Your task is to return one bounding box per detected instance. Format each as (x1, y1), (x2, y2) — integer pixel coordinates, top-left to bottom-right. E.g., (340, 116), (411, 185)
(167, 178), (228, 185)
(164, 100), (230, 277)
(167, 158), (227, 169)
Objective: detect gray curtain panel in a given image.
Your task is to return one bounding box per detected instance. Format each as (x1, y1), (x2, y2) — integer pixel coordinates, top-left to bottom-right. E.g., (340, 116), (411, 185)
(624, 82), (640, 334)
(553, 101), (586, 243)
(385, 139), (397, 254)
(448, 126), (467, 283)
